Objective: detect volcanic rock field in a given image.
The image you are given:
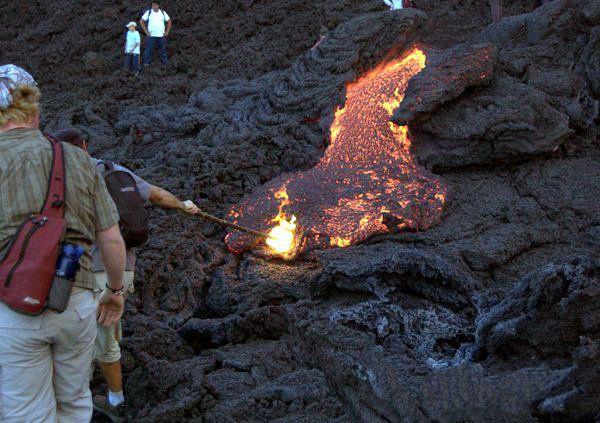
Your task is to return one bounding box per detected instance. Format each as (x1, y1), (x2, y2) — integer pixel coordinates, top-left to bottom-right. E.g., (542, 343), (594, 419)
(3, 0), (600, 421)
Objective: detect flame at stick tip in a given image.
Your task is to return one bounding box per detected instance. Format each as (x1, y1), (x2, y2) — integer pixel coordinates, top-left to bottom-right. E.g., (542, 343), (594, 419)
(265, 187), (299, 257)
(266, 214), (297, 256)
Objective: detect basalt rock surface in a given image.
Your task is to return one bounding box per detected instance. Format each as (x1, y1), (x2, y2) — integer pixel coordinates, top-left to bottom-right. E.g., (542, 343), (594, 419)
(393, 42), (499, 125)
(394, 0), (599, 169)
(474, 257), (600, 422)
(4, 0), (600, 421)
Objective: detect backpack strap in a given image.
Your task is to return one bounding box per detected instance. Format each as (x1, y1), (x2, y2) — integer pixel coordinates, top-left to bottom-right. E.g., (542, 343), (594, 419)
(103, 161), (115, 171)
(97, 160), (115, 175)
(42, 135), (66, 219)
(143, 9), (167, 25)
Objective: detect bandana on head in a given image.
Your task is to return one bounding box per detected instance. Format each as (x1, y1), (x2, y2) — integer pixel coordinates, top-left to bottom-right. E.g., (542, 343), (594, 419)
(0, 65), (37, 109)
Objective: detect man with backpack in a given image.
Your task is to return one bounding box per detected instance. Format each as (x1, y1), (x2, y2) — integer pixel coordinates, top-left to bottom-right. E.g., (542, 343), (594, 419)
(0, 66), (126, 422)
(139, 2), (172, 66)
(53, 128), (200, 421)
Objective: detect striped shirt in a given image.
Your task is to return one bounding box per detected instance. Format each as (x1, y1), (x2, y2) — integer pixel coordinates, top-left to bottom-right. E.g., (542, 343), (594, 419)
(0, 128), (119, 290)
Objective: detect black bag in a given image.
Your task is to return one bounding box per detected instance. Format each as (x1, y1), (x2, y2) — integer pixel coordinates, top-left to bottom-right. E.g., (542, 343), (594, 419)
(100, 161), (149, 248)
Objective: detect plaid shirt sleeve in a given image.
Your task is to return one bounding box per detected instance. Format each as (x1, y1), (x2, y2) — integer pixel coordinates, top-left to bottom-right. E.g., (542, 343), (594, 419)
(93, 169), (120, 232)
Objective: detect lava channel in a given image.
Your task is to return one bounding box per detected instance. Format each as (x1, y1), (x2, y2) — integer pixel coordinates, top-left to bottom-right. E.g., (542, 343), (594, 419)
(225, 48), (447, 257)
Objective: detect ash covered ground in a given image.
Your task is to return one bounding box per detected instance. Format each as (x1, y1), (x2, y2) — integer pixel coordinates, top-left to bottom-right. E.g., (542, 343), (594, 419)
(3, 0), (600, 421)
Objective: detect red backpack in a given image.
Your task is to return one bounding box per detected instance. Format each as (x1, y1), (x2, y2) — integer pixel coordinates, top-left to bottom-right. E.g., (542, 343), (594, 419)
(0, 136), (67, 315)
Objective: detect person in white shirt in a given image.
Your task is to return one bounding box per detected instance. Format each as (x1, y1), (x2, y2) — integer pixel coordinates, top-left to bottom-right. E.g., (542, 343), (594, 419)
(139, 1), (172, 66)
(124, 22), (141, 75)
(384, 0), (412, 10)
(384, 0), (402, 9)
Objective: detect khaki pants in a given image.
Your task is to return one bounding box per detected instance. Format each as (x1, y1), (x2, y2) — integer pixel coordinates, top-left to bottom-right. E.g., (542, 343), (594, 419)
(0, 288), (99, 423)
(94, 271), (134, 364)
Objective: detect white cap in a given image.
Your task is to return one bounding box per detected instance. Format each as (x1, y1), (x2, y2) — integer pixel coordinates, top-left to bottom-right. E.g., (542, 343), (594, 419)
(126, 21), (137, 28)
(0, 64), (37, 109)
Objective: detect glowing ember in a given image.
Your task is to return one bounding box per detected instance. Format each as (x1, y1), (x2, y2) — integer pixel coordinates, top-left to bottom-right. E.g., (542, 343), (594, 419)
(226, 47), (447, 257)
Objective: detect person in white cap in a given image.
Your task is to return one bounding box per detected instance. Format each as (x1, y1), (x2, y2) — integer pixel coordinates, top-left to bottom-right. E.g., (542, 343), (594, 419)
(0, 65), (126, 422)
(124, 21), (141, 76)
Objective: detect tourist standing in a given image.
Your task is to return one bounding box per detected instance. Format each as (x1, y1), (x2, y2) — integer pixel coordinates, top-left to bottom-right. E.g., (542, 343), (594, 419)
(139, 2), (172, 66)
(0, 65), (126, 422)
(384, 0), (403, 10)
(124, 22), (141, 75)
(490, 0), (502, 22)
(54, 128), (200, 422)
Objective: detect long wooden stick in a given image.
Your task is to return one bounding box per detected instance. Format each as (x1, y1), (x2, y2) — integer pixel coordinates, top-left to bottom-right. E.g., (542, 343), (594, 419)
(196, 210), (269, 239)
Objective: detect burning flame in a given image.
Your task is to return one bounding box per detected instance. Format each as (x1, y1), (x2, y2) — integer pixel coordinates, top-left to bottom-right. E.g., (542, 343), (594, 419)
(264, 188), (298, 257)
(226, 47), (447, 257)
(266, 215), (297, 255)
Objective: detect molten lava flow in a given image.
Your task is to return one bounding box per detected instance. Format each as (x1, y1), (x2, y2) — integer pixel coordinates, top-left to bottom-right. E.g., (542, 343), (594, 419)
(225, 48), (447, 257)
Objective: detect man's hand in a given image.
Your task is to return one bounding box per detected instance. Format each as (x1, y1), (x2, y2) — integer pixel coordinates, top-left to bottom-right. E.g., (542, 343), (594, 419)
(139, 19), (151, 37)
(182, 200), (201, 215)
(97, 292), (124, 327)
(149, 186), (201, 213)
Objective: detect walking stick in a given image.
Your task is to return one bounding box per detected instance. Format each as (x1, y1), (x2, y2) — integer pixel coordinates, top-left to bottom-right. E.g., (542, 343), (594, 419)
(194, 210), (269, 239)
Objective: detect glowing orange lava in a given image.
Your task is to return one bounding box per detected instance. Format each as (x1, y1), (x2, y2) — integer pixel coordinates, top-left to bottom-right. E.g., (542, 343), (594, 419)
(225, 48), (447, 257)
